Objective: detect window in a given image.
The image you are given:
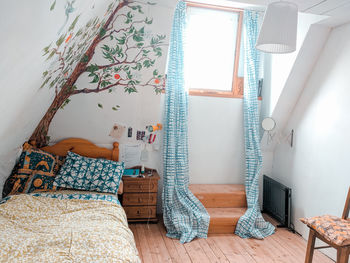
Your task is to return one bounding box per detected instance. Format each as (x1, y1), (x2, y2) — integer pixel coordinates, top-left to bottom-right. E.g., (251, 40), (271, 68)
(185, 3), (244, 98)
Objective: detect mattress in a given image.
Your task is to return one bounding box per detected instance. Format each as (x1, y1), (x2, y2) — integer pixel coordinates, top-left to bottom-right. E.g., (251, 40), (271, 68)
(0, 190), (140, 263)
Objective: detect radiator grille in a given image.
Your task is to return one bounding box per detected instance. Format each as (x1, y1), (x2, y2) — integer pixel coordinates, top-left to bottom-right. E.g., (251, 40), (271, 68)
(263, 175), (291, 228)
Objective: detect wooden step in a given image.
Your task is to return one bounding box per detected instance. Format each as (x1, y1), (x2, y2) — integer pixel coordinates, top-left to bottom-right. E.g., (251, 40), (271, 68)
(189, 184), (247, 208)
(207, 207), (246, 234)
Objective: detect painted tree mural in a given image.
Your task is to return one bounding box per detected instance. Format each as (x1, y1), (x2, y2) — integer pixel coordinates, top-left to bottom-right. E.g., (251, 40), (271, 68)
(30, 0), (166, 147)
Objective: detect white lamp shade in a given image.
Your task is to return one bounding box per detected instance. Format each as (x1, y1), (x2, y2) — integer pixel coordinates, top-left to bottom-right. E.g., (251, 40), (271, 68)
(256, 1), (298, 54)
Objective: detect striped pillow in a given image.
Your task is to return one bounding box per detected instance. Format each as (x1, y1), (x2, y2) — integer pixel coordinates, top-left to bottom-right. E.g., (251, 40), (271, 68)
(53, 152), (124, 194)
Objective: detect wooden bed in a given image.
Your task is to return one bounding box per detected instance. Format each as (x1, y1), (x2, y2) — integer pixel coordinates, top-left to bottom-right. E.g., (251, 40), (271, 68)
(0, 138), (139, 262)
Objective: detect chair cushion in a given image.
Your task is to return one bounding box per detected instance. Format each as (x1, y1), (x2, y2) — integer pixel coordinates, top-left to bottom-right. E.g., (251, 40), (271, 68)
(300, 215), (350, 246)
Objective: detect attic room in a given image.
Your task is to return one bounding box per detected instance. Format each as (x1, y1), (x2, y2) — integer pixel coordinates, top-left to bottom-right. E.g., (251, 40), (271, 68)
(0, 0), (349, 262)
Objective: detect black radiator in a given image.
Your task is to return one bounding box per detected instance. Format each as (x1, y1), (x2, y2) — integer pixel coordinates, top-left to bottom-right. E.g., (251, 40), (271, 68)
(262, 175), (291, 228)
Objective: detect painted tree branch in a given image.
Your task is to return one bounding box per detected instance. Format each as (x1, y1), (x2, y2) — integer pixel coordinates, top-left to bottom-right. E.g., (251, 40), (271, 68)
(30, 1), (128, 147)
(30, 0), (166, 147)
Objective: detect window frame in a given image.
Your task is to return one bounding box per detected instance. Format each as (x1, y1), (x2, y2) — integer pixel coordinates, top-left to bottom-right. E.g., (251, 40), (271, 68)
(186, 2), (244, 99)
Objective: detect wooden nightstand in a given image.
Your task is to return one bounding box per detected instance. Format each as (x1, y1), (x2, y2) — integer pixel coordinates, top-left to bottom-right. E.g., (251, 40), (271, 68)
(122, 169), (160, 222)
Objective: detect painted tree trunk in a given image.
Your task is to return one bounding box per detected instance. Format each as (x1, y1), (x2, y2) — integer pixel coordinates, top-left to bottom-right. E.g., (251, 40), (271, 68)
(29, 2), (127, 147)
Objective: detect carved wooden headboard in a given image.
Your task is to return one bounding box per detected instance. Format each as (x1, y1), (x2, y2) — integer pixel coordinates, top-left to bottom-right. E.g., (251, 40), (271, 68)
(32, 138), (119, 161)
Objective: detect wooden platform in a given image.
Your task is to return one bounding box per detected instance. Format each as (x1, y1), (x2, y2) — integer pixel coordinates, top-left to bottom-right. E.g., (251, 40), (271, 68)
(189, 184), (247, 208)
(129, 217), (334, 263)
(189, 184), (247, 234)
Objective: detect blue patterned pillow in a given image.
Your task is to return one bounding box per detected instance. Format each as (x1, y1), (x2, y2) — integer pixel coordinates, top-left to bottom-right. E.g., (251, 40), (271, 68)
(53, 152), (124, 194)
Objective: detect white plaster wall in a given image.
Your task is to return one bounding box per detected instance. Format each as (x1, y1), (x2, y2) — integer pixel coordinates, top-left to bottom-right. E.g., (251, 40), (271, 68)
(188, 96), (245, 184)
(261, 13), (326, 121)
(271, 22), (350, 261)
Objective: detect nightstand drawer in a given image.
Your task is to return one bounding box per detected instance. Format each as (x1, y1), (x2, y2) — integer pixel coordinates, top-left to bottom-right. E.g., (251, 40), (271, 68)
(123, 193), (157, 206)
(123, 181), (158, 193)
(124, 206), (156, 219)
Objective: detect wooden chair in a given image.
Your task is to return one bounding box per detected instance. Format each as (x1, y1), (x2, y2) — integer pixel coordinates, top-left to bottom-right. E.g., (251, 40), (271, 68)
(302, 187), (350, 263)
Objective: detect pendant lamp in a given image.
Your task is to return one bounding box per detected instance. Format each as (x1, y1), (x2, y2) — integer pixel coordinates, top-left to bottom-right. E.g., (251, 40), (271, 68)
(256, 1), (298, 54)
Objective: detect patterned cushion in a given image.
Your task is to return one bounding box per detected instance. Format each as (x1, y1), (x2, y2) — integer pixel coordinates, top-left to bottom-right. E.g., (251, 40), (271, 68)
(2, 143), (64, 198)
(300, 215), (350, 246)
(53, 152), (124, 194)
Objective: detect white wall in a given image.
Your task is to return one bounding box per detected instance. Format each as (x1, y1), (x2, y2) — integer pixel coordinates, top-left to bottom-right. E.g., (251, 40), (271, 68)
(260, 13), (326, 121)
(188, 96), (245, 184)
(271, 22), (350, 260)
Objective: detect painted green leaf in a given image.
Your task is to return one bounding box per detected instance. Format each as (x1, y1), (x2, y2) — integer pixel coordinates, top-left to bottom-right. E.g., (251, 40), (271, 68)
(91, 74), (99, 83)
(116, 36), (126, 45)
(102, 51), (115, 63)
(98, 103), (103, 108)
(127, 11), (133, 19)
(130, 5), (143, 14)
(143, 60), (151, 68)
(112, 105), (120, 111)
(124, 86), (137, 94)
(56, 34), (66, 47)
(50, 0), (56, 11)
(60, 99), (71, 109)
(80, 54), (89, 63)
(99, 28), (107, 37)
(46, 50), (56, 60)
(145, 18), (153, 24)
(147, 2), (156, 5)
(127, 71), (133, 79)
(69, 15), (80, 31)
(76, 29), (83, 37)
(42, 44), (52, 56)
(133, 34), (143, 42)
(42, 71), (49, 78)
(113, 66), (121, 72)
(101, 80), (111, 87)
(40, 77), (51, 89)
(102, 45), (110, 51)
(86, 64), (99, 73)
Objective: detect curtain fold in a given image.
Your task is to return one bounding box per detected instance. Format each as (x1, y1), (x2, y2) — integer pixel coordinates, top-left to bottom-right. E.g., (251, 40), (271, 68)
(235, 10), (275, 239)
(162, 0), (210, 244)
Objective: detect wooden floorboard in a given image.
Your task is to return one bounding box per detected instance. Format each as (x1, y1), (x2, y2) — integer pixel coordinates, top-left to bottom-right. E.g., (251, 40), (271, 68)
(130, 220), (334, 263)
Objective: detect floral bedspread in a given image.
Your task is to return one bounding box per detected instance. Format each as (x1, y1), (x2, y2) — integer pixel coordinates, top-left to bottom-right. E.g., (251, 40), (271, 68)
(0, 191), (140, 263)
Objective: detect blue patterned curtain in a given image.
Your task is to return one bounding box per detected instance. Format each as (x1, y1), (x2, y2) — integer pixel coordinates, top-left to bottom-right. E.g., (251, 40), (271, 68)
(234, 10), (275, 239)
(162, 1), (210, 243)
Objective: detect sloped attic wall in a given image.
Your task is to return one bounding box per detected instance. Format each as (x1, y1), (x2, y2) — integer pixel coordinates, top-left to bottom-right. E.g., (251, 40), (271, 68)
(0, 0), (173, 196)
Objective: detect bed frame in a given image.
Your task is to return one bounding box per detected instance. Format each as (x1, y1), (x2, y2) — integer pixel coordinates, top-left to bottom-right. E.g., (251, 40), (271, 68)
(29, 138), (122, 193)
(30, 138), (119, 161)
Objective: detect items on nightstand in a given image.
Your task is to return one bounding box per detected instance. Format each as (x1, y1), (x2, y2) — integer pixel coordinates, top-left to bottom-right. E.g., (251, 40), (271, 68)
(123, 169), (140, 178)
(122, 167), (160, 222)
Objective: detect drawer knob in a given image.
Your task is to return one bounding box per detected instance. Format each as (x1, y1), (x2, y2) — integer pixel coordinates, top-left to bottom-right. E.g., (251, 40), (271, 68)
(136, 210), (140, 215)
